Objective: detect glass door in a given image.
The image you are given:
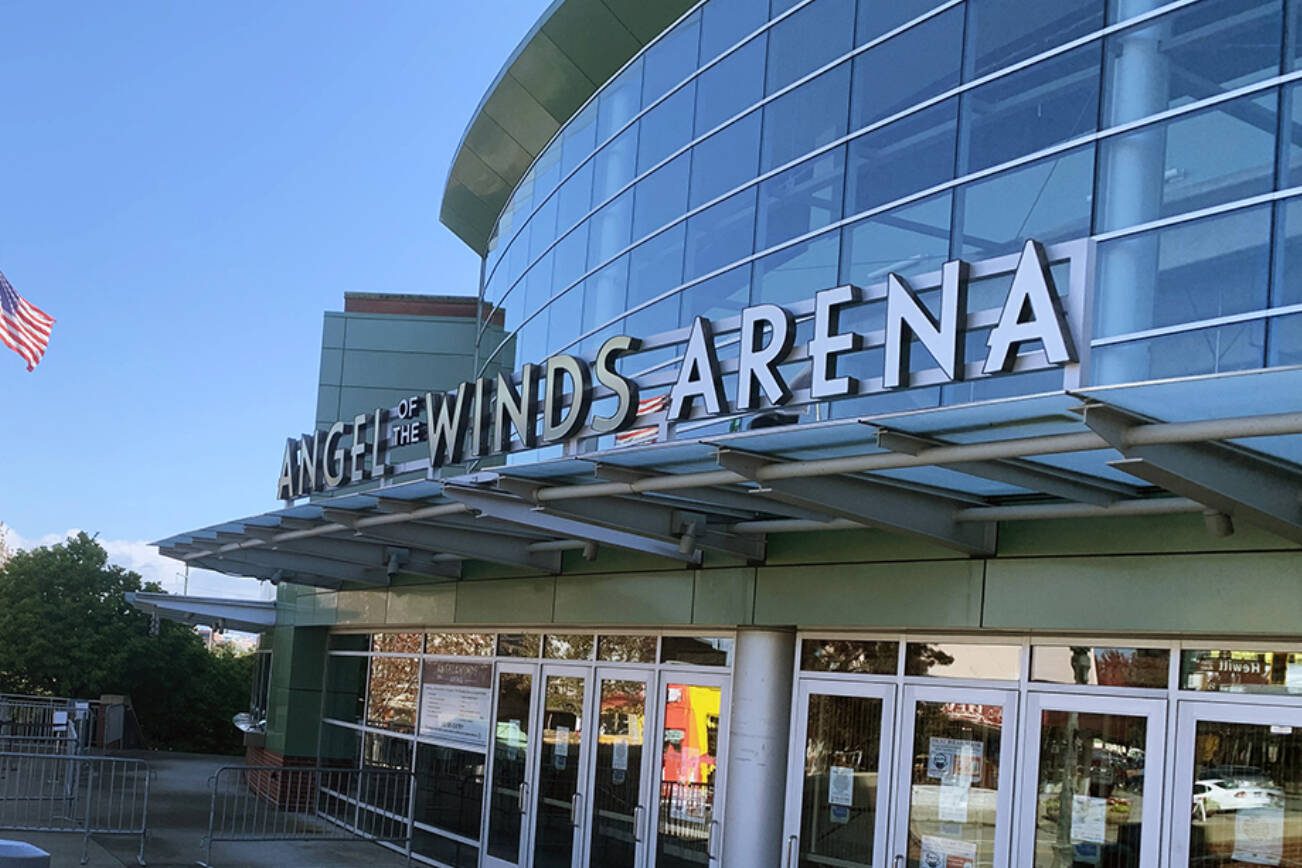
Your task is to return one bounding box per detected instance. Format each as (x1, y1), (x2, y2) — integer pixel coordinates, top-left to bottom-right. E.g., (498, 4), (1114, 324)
(890, 684), (1018, 868)
(530, 665), (593, 868)
(650, 672), (730, 868)
(1016, 693), (1165, 867)
(782, 679), (896, 868)
(484, 662), (540, 868)
(1170, 701), (1302, 867)
(584, 667), (656, 868)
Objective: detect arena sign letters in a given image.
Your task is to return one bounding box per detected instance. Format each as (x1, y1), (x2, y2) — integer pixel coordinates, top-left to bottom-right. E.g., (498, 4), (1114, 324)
(277, 239), (1074, 499)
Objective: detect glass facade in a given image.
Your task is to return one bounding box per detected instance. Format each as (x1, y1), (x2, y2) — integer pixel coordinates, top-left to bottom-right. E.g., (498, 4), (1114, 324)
(471, 0), (1302, 454)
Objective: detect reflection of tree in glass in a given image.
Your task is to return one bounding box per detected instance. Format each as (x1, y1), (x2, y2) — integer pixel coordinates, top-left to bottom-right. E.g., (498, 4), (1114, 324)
(904, 644), (956, 676)
(426, 633), (494, 656)
(802, 639), (898, 673)
(372, 632), (422, 654)
(598, 635), (658, 663)
(545, 634), (595, 660)
(367, 656), (419, 732)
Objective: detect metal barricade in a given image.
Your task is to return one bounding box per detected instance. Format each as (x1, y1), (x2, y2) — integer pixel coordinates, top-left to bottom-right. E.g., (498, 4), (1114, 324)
(0, 734), (80, 756)
(0, 750), (149, 865)
(200, 764), (414, 867)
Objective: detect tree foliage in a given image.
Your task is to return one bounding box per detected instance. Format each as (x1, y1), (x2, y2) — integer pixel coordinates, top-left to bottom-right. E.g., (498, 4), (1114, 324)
(0, 532), (252, 754)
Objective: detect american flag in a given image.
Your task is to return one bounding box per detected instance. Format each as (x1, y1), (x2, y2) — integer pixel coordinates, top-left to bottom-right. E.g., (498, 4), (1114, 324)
(0, 272), (55, 372)
(615, 394), (668, 446)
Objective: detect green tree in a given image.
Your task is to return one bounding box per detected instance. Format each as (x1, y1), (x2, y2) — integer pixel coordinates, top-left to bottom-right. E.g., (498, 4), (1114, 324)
(0, 532), (253, 754)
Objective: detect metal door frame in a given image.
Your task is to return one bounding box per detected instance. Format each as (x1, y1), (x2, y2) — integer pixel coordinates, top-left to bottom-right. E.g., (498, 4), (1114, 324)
(527, 663), (595, 868)
(1015, 691), (1166, 867)
(482, 660), (541, 868)
(889, 683), (1019, 868)
(782, 677), (898, 868)
(581, 666), (658, 868)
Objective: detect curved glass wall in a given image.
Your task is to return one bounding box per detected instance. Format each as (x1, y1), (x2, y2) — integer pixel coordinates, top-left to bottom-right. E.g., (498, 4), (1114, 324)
(475, 0), (1302, 437)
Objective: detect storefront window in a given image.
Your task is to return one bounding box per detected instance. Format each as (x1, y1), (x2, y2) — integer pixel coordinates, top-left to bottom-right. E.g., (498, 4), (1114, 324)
(797, 693), (886, 867)
(425, 632), (494, 657)
(328, 633), (369, 652)
(1181, 650), (1302, 695)
(366, 656), (419, 733)
(905, 643), (1021, 680)
(361, 732), (413, 815)
(323, 654), (368, 724)
(497, 633), (542, 658)
(598, 634), (659, 663)
(544, 634), (596, 660)
(372, 632), (422, 654)
(801, 639), (899, 674)
(414, 743), (484, 841)
(656, 681), (723, 868)
(1031, 646), (1170, 688)
(661, 636), (734, 667)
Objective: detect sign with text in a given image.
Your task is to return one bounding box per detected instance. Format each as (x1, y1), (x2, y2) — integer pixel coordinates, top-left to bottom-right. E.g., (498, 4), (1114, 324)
(417, 660), (493, 751)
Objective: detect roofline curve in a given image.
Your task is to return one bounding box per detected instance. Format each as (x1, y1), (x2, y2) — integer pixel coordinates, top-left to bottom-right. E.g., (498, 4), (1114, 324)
(439, 0), (696, 257)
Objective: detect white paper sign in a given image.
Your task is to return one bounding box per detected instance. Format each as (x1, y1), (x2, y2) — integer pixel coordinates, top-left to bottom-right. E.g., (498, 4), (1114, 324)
(928, 738), (984, 780)
(828, 765), (854, 807)
(612, 740), (629, 771)
(506, 719), (522, 760)
(1071, 795), (1107, 844)
(938, 778), (970, 823)
(1233, 804), (1284, 866)
(920, 834), (977, 868)
(418, 661), (493, 750)
(52, 710), (68, 732)
(555, 726), (571, 757)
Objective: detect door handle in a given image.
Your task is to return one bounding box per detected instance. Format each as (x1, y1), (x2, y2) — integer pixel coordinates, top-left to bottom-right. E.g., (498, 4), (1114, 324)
(571, 792), (583, 827)
(785, 834), (798, 868)
(707, 819), (720, 861)
(633, 804), (645, 843)
(893, 856), (904, 867)
(518, 781), (530, 815)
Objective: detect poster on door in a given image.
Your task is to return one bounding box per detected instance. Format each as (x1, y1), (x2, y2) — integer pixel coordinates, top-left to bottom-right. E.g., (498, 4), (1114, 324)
(1232, 804), (1284, 866)
(920, 834), (977, 868)
(418, 660), (493, 750)
(927, 737), (984, 781)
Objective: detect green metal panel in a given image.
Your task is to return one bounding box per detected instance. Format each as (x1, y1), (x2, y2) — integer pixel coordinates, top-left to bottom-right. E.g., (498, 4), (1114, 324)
(562, 545), (695, 574)
(984, 551), (1302, 634)
(336, 589), (388, 626)
(280, 687), (326, 757)
(340, 350), (476, 392)
(997, 513), (1300, 557)
(541, 0), (641, 90)
(321, 313), (346, 348)
(765, 528), (960, 565)
(455, 577), (557, 624)
(753, 561), (985, 629)
(387, 585), (457, 626)
(693, 568), (757, 626)
(318, 348), (344, 386)
(341, 315), (478, 354)
(554, 571), (694, 624)
(511, 32), (594, 121)
(482, 74), (565, 158)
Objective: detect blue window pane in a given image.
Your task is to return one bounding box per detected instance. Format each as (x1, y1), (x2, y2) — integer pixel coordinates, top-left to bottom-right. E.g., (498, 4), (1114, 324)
(840, 193), (953, 288)
(965, 0), (1104, 79)
(857, 0), (944, 44)
(679, 265), (751, 325)
(552, 223), (590, 296)
(1273, 197), (1302, 306)
(685, 187), (757, 280)
(959, 43), (1101, 174)
(701, 0), (768, 63)
(1095, 207), (1271, 346)
(505, 234), (531, 293)
(629, 223), (687, 313)
(638, 83), (696, 173)
(756, 148), (846, 250)
(695, 34), (766, 135)
(953, 146), (1096, 259)
(581, 256), (630, 340)
(592, 125), (639, 203)
(846, 98), (957, 215)
(598, 59), (644, 141)
(771, 0), (802, 16)
(761, 63), (851, 172)
(644, 12), (701, 102)
(765, 0), (856, 94)
(562, 103), (598, 174)
(1092, 321), (1265, 385)
(626, 292), (682, 339)
(1103, 0), (1282, 126)
(557, 162), (594, 231)
(517, 318), (547, 369)
(547, 285), (585, 351)
(751, 233), (841, 306)
(1269, 313), (1302, 367)
(1097, 93), (1277, 234)
(690, 111), (762, 209)
(634, 152), (691, 239)
(521, 251), (555, 325)
(528, 195), (559, 260)
(532, 143), (563, 207)
(587, 189), (634, 268)
(1287, 86), (1302, 188)
(850, 6), (963, 130)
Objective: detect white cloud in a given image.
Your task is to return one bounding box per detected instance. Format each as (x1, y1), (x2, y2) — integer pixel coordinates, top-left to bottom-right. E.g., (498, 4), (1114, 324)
(1, 524), (273, 602)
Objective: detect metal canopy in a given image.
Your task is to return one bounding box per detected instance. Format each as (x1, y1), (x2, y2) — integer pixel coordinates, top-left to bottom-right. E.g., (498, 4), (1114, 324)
(156, 368), (1302, 585)
(124, 592), (274, 634)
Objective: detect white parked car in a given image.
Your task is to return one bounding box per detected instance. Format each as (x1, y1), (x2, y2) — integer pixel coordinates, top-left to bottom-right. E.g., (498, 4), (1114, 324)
(1192, 777), (1283, 818)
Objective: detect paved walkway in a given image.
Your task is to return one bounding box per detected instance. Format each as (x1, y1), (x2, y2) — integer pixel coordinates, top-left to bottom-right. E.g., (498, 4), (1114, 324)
(6, 751), (413, 867)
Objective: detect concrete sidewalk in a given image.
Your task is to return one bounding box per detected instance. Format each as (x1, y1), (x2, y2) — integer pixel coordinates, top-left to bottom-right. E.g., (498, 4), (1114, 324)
(7, 751), (413, 867)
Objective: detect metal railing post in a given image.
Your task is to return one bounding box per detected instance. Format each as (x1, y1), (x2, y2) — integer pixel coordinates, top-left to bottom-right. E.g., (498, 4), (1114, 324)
(80, 761), (95, 866)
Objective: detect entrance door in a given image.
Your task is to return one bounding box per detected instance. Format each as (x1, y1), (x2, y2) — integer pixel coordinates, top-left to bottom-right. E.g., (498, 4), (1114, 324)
(1170, 701), (1302, 866)
(890, 685), (1018, 868)
(1016, 693), (1165, 867)
(584, 667), (656, 868)
(530, 665), (593, 868)
(782, 680), (896, 868)
(649, 672), (730, 868)
(484, 662), (540, 868)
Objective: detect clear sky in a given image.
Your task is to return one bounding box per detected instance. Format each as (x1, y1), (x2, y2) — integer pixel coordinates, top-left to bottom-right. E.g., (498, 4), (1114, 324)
(0, 0), (550, 596)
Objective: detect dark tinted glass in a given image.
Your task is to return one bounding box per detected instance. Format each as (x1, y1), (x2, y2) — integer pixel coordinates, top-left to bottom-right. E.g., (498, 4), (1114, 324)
(323, 654), (368, 723)
(765, 0), (855, 94)
(660, 636), (734, 666)
(695, 34), (766, 135)
(801, 639), (899, 673)
(850, 5), (963, 129)
(414, 743), (484, 840)
(846, 98), (957, 215)
(761, 63), (851, 171)
(690, 111), (762, 208)
(328, 633), (369, 651)
(958, 43), (1101, 174)
(965, 0), (1104, 78)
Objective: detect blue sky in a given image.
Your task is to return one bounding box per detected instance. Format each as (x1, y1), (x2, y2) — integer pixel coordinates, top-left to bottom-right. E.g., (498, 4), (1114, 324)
(0, 0), (549, 595)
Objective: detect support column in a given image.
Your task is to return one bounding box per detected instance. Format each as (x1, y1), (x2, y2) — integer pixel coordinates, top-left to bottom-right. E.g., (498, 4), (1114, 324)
(720, 626), (797, 868)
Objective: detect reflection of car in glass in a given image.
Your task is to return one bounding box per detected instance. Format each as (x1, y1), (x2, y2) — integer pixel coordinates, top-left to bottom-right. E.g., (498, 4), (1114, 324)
(1192, 778), (1283, 817)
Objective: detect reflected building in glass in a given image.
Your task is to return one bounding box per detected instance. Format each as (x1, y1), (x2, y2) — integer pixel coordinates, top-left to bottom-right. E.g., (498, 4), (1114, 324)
(150, 1), (1302, 866)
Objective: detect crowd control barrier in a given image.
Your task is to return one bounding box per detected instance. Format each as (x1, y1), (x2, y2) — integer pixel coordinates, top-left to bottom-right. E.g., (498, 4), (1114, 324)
(199, 764), (413, 867)
(0, 750), (149, 865)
